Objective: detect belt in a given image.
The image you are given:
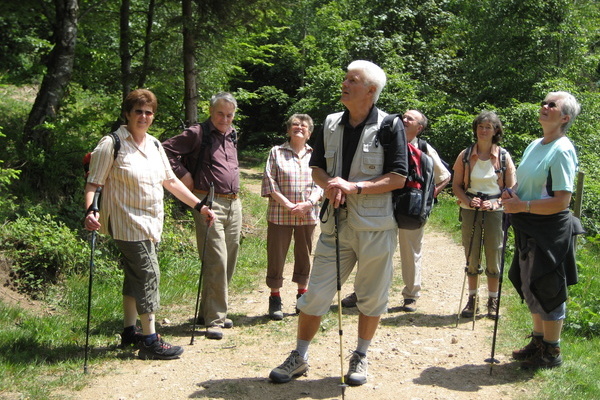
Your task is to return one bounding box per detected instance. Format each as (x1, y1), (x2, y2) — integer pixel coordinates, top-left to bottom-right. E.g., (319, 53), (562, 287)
(194, 189), (238, 200)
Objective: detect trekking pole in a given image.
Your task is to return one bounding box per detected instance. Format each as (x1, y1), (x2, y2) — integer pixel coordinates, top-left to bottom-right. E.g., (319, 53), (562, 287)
(472, 198), (486, 331)
(472, 192), (487, 330)
(190, 183), (214, 345)
(334, 207), (348, 400)
(84, 186), (102, 374)
(456, 207), (479, 328)
(486, 213), (511, 373)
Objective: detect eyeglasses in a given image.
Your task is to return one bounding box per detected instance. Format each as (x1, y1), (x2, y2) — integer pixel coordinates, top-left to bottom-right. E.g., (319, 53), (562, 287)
(134, 109), (155, 116)
(292, 122), (309, 128)
(541, 101), (558, 109)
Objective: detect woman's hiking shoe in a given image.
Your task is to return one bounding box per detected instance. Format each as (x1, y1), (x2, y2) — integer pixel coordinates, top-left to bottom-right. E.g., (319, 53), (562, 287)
(521, 342), (562, 369)
(269, 295), (284, 320)
(120, 327), (143, 348)
(486, 297), (499, 319)
(138, 336), (183, 360)
(512, 335), (544, 360)
(346, 351), (368, 386)
(269, 350), (308, 383)
(460, 295), (479, 318)
(341, 292), (358, 308)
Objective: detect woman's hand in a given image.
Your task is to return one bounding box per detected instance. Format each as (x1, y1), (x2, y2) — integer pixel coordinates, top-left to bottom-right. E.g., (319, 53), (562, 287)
(84, 212), (101, 231)
(291, 201), (313, 217)
(501, 189), (523, 214)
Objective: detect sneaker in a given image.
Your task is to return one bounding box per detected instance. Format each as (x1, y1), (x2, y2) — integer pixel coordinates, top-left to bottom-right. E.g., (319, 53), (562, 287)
(341, 292), (358, 308)
(138, 336), (183, 360)
(120, 327), (143, 348)
(197, 317), (233, 329)
(346, 351), (368, 386)
(521, 342), (562, 369)
(269, 295), (284, 320)
(206, 325), (223, 340)
(269, 350), (309, 383)
(512, 335), (544, 360)
(400, 298), (417, 312)
(487, 297), (499, 319)
(460, 295), (479, 318)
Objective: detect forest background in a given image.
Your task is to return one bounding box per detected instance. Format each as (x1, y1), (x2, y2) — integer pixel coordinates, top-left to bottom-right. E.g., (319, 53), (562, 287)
(0, 0), (599, 397)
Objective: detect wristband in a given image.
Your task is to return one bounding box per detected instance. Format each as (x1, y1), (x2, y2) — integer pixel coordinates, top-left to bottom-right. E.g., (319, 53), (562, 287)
(355, 183), (362, 194)
(194, 201), (203, 212)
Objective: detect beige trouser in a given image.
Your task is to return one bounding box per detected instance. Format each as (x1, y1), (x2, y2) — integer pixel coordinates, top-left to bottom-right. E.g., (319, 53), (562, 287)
(193, 197), (242, 326)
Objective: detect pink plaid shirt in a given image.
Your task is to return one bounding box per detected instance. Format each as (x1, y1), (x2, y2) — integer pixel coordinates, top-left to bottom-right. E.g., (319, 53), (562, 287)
(261, 142), (322, 226)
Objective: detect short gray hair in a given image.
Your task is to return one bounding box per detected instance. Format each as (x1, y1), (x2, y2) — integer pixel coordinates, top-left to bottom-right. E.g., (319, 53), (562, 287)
(347, 60), (387, 103)
(210, 92), (237, 109)
(548, 91), (581, 133)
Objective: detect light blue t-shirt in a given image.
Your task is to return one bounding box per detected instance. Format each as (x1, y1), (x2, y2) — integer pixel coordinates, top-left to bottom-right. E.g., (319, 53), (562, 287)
(516, 136), (578, 201)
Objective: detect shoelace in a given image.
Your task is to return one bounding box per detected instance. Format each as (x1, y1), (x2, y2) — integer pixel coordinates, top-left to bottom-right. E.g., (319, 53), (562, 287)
(280, 352), (302, 372)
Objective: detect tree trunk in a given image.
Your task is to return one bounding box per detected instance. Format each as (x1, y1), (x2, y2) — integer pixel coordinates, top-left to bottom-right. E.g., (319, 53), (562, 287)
(120, 0), (132, 102)
(137, 0), (156, 89)
(23, 0), (79, 151)
(182, 0), (198, 126)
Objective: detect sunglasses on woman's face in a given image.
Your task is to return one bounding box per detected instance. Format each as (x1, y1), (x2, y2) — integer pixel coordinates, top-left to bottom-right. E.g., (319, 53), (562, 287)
(134, 109), (155, 116)
(541, 101), (558, 109)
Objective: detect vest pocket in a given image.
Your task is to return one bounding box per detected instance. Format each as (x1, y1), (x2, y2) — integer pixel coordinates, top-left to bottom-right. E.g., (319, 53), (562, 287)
(361, 155), (383, 176)
(324, 150), (337, 176)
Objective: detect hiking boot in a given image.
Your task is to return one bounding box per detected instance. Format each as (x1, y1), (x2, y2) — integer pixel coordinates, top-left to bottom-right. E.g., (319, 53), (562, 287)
(206, 325), (223, 340)
(346, 351), (368, 386)
(269, 350), (309, 383)
(120, 327), (143, 348)
(341, 292), (358, 308)
(487, 297), (499, 319)
(400, 298), (417, 312)
(512, 335), (544, 360)
(460, 295), (479, 318)
(138, 336), (183, 360)
(521, 342), (563, 369)
(197, 317), (233, 329)
(269, 295), (284, 320)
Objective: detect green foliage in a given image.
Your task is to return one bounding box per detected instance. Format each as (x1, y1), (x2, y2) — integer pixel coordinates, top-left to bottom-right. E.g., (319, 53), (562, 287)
(0, 210), (88, 296)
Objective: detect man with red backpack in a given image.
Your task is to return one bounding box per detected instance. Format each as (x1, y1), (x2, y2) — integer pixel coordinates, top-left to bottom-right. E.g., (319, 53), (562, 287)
(341, 110), (450, 312)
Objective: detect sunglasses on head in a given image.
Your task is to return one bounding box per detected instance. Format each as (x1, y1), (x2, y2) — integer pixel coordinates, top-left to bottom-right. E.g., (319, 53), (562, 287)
(541, 101), (558, 109)
(134, 109), (155, 116)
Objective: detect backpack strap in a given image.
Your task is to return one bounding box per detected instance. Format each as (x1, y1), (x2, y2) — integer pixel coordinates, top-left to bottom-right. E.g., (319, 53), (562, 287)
(109, 131), (121, 160)
(495, 146), (507, 189)
(191, 121), (213, 180)
(375, 113), (400, 150)
(462, 143), (475, 190)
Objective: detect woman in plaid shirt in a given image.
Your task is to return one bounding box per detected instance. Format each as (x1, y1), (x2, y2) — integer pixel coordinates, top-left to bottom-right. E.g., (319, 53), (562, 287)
(261, 114), (323, 320)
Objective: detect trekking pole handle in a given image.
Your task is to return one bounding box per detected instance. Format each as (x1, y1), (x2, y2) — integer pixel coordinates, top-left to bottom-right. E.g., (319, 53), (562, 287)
(87, 186), (102, 215)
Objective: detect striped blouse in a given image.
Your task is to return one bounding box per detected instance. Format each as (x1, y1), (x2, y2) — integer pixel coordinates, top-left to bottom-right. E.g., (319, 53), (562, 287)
(87, 125), (175, 242)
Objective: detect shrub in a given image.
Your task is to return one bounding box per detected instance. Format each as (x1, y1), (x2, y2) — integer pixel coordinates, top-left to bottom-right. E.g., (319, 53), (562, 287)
(0, 209), (87, 296)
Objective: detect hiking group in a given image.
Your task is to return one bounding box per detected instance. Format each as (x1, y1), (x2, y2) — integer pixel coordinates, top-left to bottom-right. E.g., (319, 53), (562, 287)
(84, 60), (584, 386)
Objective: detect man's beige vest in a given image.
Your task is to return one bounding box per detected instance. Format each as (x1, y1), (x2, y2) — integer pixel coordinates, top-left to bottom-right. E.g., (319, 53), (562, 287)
(319, 110), (396, 234)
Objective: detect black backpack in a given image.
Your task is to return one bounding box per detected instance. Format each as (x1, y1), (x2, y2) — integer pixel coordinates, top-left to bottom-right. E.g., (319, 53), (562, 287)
(377, 114), (435, 230)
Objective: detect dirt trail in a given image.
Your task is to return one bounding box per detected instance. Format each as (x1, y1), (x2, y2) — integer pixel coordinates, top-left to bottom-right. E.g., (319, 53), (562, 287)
(55, 171), (536, 400)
